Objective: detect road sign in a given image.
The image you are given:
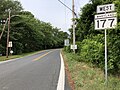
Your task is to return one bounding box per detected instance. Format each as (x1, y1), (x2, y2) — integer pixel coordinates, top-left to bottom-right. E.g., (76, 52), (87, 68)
(64, 39), (69, 46)
(95, 4), (117, 83)
(97, 4), (115, 13)
(10, 50), (13, 54)
(95, 12), (117, 30)
(71, 45), (77, 50)
(8, 41), (12, 47)
(0, 19), (6, 25)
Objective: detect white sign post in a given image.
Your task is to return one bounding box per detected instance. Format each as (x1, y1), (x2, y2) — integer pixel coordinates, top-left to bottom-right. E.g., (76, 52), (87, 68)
(95, 4), (117, 84)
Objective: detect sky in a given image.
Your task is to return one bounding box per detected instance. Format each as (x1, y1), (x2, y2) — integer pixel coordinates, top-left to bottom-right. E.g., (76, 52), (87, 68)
(18, 0), (90, 33)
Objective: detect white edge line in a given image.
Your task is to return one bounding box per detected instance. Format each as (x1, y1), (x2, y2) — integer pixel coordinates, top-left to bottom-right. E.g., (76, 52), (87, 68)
(57, 53), (65, 90)
(0, 58), (19, 64)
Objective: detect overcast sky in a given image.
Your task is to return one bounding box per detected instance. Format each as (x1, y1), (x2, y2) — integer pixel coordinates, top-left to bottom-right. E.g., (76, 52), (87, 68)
(18, 0), (89, 33)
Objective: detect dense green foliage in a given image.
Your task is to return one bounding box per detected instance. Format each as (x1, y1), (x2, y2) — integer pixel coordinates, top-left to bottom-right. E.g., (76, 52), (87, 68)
(65, 0), (120, 74)
(0, 0), (68, 55)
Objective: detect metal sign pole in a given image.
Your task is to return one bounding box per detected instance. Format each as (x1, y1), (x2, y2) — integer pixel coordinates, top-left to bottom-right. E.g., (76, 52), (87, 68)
(105, 29), (107, 83)
(104, 9), (108, 84)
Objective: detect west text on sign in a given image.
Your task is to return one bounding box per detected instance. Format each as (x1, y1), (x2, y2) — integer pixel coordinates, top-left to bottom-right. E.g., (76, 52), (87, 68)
(97, 4), (115, 13)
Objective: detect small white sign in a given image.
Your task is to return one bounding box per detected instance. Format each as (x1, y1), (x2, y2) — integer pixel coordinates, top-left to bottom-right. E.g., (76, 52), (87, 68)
(8, 41), (12, 47)
(64, 39), (69, 46)
(10, 50), (13, 54)
(71, 45), (77, 50)
(97, 4), (115, 13)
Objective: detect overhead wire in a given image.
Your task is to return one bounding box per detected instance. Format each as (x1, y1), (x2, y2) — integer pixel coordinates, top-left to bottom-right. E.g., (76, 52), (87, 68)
(64, 0), (67, 31)
(75, 0), (81, 17)
(58, 0), (78, 18)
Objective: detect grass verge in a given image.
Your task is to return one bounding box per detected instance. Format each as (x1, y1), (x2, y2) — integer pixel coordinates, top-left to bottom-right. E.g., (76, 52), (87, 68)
(62, 50), (120, 90)
(0, 51), (41, 61)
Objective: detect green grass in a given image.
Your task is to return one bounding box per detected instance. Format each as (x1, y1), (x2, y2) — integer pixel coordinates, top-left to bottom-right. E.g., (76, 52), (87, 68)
(0, 51), (41, 61)
(62, 51), (120, 90)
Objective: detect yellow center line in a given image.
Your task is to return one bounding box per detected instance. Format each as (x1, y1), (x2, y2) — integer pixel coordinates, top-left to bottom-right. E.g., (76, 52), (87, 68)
(33, 50), (54, 61)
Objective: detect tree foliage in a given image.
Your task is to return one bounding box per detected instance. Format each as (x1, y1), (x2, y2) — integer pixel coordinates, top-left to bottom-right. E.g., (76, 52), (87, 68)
(0, 0), (69, 55)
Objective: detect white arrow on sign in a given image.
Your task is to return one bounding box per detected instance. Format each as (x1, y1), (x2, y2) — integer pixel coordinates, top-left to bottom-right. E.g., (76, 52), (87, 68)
(97, 4), (115, 13)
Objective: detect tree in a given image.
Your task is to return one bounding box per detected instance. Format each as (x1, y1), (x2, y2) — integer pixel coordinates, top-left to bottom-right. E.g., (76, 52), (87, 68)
(0, 0), (23, 19)
(0, 0), (69, 55)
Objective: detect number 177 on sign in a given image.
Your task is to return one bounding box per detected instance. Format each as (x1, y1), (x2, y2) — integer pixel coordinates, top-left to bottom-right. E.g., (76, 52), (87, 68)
(94, 12), (117, 30)
(95, 17), (117, 30)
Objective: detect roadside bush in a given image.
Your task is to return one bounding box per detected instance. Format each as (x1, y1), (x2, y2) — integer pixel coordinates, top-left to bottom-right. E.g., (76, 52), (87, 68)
(107, 28), (120, 74)
(80, 34), (104, 68)
(64, 33), (120, 74)
(63, 46), (72, 53)
(76, 42), (82, 54)
(79, 33), (120, 74)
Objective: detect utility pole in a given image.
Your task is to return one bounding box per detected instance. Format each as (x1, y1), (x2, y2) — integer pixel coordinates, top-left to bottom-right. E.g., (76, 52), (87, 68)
(0, 18), (8, 41)
(72, 0), (75, 53)
(58, 0), (76, 53)
(6, 9), (11, 58)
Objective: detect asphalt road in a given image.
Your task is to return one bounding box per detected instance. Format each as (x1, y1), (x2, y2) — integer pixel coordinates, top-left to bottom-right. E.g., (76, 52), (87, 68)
(0, 49), (71, 90)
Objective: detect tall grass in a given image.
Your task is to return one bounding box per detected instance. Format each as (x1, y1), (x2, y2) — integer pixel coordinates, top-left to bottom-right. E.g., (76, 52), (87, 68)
(62, 51), (120, 90)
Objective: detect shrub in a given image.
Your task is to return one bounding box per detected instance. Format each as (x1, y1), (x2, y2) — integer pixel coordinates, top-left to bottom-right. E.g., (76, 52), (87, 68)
(107, 32), (120, 74)
(64, 34), (120, 74)
(63, 46), (72, 53)
(80, 34), (104, 68)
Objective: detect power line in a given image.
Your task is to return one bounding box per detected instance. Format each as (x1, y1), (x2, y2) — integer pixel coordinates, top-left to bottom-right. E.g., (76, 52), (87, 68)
(58, 0), (78, 18)
(64, 0), (67, 31)
(75, 0), (80, 16)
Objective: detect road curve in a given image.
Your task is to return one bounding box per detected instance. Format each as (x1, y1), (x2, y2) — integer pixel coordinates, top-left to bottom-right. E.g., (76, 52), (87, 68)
(0, 49), (71, 90)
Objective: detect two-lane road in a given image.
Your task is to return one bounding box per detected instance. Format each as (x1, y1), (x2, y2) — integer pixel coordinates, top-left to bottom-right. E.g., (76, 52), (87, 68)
(0, 49), (71, 90)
